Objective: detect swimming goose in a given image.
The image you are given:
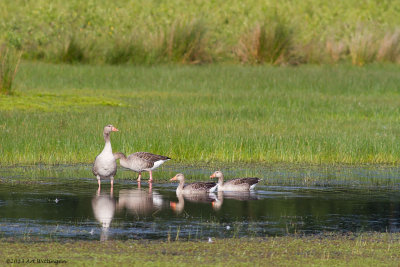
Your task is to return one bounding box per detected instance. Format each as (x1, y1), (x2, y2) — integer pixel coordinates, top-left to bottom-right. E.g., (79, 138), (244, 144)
(170, 173), (217, 194)
(92, 125), (119, 188)
(114, 152), (170, 182)
(210, 171), (261, 191)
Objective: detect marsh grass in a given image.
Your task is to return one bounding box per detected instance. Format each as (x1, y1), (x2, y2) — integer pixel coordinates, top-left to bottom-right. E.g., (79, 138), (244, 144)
(377, 30), (400, 63)
(105, 35), (148, 65)
(0, 46), (21, 95)
(1, 233), (400, 266)
(236, 21), (292, 64)
(1, 63), (400, 165)
(2, 1), (400, 65)
(349, 27), (378, 66)
(161, 19), (210, 64)
(60, 36), (86, 63)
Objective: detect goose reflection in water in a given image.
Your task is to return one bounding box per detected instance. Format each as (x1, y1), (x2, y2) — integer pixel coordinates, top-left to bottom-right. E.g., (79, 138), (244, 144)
(170, 192), (217, 214)
(117, 186), (163, 216)
(91, 187), (116, 241)
(212, 191), (259, 211)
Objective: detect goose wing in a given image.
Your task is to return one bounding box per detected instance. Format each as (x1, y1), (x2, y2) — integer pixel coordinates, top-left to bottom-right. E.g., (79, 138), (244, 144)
(184, 182), (217, 191)
(128, 152), (170, 168)
(227, 178), (260, 186)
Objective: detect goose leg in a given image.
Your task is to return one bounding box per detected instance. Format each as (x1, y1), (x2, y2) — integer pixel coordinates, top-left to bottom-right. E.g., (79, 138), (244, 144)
(97, 175), (101, 189)
(110, 177), (114, 188)
(137, 172), (142, 182)
(149, 170), (153, 182)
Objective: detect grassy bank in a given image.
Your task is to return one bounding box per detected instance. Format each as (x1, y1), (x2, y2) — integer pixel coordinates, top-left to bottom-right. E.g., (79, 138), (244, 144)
(1, 63), (400, 165)
(1, 0), (400, 65)
(1, 233), (400, 266)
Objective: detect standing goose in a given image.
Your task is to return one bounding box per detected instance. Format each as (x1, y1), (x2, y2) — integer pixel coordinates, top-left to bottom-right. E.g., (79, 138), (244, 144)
(114, 152), (170, 182)
(170, 173), (217, 194)
(210, 171), (261, 191)
(92, 125), (119, 188)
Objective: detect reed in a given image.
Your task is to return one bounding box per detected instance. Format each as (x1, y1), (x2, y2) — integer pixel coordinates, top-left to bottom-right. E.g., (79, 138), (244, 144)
(161, 19), (211, 64)
(235, 21), (292, 64)
(349, 27), (378, 66)
(377, 29), (400, 63)
(0, 46), (21, 95)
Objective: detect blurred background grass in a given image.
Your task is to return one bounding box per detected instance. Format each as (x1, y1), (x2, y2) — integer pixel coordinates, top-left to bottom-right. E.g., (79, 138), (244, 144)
(1, 0), (399, 65)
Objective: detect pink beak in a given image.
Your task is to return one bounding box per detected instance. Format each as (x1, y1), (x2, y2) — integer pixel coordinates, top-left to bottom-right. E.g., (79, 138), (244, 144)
(112, 127), (119, 132)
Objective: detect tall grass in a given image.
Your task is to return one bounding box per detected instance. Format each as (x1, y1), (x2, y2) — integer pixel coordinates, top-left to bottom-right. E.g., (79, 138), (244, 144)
(161, 19), (211, 64)
(377, 29), (400, 63)
(349, 27), (378, 66)
(1, 63), (400, 165)
(0, 46), (21, 95)
(235, 21), (292, 64)
(1, 0), (400, 65)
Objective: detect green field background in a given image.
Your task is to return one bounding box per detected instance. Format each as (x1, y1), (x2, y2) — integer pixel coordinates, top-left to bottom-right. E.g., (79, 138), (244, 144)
(1, 63), (400, 165)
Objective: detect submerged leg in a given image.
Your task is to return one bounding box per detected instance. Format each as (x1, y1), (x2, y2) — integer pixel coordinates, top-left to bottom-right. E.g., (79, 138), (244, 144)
(137, 172), (142, 182)
(149, 170), (153, 182)
(110, 177), (114, 188)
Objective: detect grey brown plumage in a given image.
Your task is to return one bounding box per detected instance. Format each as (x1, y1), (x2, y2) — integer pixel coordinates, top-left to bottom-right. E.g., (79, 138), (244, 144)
(210, 171), (261, 191)
(170, 173), (217, 194)
(114, 151), (170, 181)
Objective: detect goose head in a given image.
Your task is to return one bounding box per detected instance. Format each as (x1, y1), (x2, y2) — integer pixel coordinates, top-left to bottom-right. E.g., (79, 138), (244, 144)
(170, 173), (185, 182)
(210, 171), (223, 179)
(104, 124), (119, 134)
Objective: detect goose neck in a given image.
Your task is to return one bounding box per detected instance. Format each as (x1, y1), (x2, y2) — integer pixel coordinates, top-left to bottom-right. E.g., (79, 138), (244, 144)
(218, 176), (224, 186)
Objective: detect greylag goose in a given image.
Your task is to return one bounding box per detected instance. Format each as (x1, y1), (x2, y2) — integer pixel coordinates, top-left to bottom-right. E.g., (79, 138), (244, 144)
(92, 125), (119, 188)
(210, 171), (261, 191)
(170, 173), (217, 194)
(114, 152), (170, 182)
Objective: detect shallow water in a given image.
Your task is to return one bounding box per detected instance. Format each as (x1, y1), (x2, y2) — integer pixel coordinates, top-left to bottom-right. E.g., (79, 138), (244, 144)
(0, 164), (400, 241)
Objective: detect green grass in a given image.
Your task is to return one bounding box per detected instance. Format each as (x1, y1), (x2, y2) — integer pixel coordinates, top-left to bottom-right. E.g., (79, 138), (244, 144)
(1, 233), (400, 266)
(1, 63), (400, 165)
(1, 0), (400, 64)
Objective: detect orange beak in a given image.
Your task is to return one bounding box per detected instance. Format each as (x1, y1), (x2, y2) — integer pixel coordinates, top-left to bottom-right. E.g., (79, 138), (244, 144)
(112, 127), (119, 132)
(170, 176), (177, 181)
(170, 202), (177, 210)
(210, 173), (216, 178)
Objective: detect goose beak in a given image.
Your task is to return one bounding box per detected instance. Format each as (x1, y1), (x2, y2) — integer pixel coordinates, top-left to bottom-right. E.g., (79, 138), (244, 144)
(210, 173), (216, 178)
(170, 176), (177, 181)
(112, 127), (119, 132)
(170, 202), (177, 210)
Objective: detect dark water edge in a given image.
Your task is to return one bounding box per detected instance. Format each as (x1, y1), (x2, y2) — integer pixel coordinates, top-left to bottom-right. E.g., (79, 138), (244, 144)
(0, 164), (400, 241)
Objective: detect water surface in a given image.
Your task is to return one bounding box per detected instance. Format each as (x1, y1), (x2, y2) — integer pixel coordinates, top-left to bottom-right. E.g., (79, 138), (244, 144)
(0, 164), (400, 241)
